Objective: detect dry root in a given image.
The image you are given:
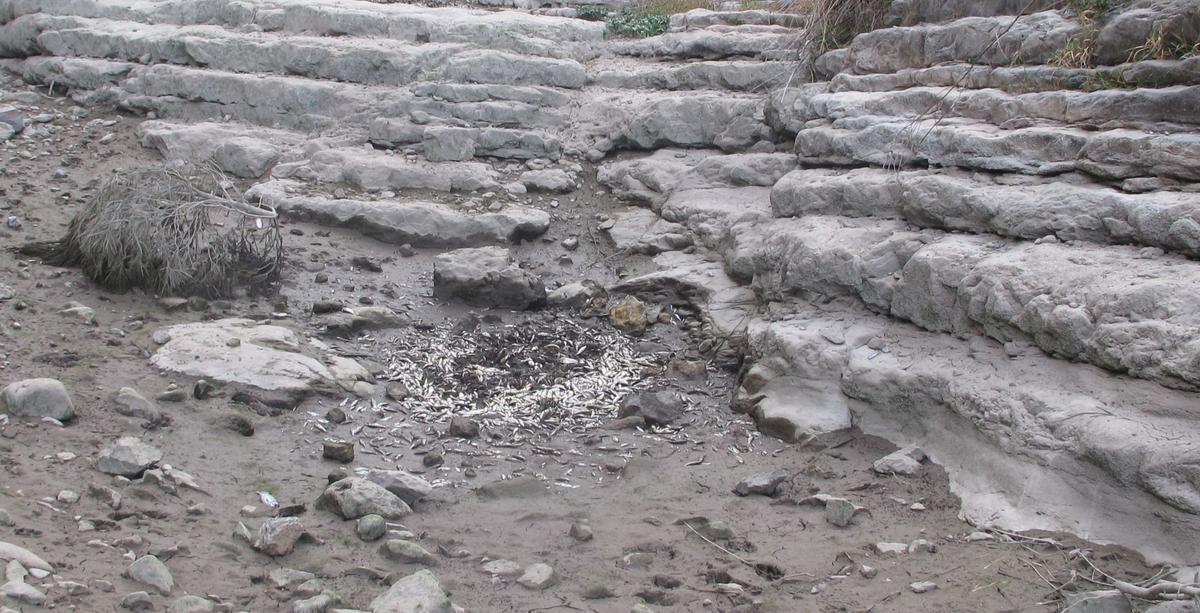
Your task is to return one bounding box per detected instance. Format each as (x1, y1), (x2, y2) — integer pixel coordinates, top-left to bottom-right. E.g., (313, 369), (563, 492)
(19, 164), (282, 298)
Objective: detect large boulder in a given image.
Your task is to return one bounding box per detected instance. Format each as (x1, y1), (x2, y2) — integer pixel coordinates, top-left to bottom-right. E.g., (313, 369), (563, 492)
(1, 378), (74, 421)
(432, 247), (545, 309)
(96, 437), (162, 477)
(363, 469), (433, 506)
(317, 478), (412, 520)
(369, 570), (453, 613)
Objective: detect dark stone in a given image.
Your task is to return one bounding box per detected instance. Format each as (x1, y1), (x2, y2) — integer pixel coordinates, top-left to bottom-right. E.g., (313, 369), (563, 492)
(312, 301), (343, 314)
(447, 416), (479, 439)
(618, 390), (684, 426)
(323, 440), (355, 463)
(422, 449), (444, 468)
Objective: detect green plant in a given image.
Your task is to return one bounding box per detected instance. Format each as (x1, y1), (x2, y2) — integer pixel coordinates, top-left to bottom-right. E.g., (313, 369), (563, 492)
(605, 8), (671, 37)
(576, 4), (609, 21)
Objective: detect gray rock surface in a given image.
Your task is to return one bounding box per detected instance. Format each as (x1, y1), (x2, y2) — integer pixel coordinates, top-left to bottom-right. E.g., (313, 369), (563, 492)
(363, 470), (433, 506)
(1, 378), (74, 421)
(318, 478), (412, 520)
(369, 569), (453, 613)
(126, 555), (173, 595)
(96, 437), (162, 477)
(249, 180), (549, 247)
(433, 247), (545, 309)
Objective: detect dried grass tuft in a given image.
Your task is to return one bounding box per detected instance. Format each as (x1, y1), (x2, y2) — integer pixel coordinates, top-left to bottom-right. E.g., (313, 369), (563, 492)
(20, 164), (282, 298)
(785, 0), (890, 58)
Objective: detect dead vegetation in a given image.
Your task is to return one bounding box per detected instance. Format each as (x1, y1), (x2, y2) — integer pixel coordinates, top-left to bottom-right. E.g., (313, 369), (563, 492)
(17, 164), (282, 298)
(785, 0), (890, 57)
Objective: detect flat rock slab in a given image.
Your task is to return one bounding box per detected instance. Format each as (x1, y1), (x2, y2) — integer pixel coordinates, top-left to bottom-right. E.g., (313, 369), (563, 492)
(247, 179), (549, 247)
(150, 318), (365, 392)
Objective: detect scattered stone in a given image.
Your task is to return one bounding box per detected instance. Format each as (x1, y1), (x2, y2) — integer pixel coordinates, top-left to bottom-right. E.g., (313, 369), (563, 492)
(481, 559), (523, 577)
(96, 437), (162, 477)
(908, 539), (936, 554)
(380, 539), (438, 566)
(59, 301), (96, 323)
(169, 595), (216, 613)
(368, 569), (453, 613)
(217, 413), (255, 436)
(351, 256), (383, 272)
(363, 469), (433, 506)
(120, 591), (154, 611)
(325, 407), (347, 424)
(569, 521), (594, 542)
(517, 563), (556, 590)
(618, 390), (684, 426)
(422, 449), (444, 468)
(385, 383), (410, 401)
(156, 386), (188, 402)
(357, 515), (387, 541)
(872, 446), (925, 476)
(293, 591), (342, 613)
(909, 581), (938, 594)
(733, 470), (788, 497)
(859, 565), (877, 579)
(824, 497), (865, 528)
(1, 378), (75, 421)
(520, 169), (575, 193)
(675, 516), (733, 540)
(323, 440), (355, 463)
(546, 280), (605, 308)
(966, 531), (994, 542)
(873, 542), (909, 556)
(269, 568), (316, 590)
(126, 555), (173, 595)
(2, 560), (46, 606)
(317, 478), (412, 520)
(608, 296), (649, 335)
(254, 517), (308, 556)
(447, 416), (480, 439)
(114, 387), (161, 423)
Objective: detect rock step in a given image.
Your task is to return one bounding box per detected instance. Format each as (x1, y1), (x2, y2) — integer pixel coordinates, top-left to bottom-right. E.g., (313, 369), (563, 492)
(138, 120), (314, 178)
(598, 149), (796, 205)
(273, 147), (502, 193)
(743, 303), (1200, 565)
(16, 58), (570, 134)
(845, 11), (1079, 75)
(770, 167), (1200, 258)
(2, 14), (588, 89)
(793, 118), (1200, 181)
(578, 91), (773, 156)
(588, 58), (792, 93)
(770, 84), (1200, 136)
(610, 26), (795, 61)
(668, 8), (805, 31)
(247, 179), (550, 246)
(825, 58), (1200, 96)
(0, 0), (605, 59)
(369, 121), (563, 162)
(742, 214), (1200, 391)
(886, 0), (1061, 26)
(658, 185), (772, 251)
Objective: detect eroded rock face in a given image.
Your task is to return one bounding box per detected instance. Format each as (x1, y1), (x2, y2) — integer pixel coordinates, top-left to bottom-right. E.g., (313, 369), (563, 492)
(432, 247), (545, 309)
